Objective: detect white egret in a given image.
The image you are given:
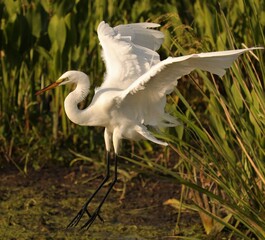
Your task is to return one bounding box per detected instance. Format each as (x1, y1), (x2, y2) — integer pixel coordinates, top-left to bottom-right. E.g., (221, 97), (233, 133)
(36, 21), (262, 229)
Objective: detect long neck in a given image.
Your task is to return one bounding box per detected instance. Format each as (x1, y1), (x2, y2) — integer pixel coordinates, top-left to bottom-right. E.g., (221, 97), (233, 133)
(64, 79), (92, 126)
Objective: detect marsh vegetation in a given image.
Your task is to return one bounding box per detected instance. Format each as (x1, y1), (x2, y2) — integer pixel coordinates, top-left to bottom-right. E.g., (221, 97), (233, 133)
(1, 0), (264, 239)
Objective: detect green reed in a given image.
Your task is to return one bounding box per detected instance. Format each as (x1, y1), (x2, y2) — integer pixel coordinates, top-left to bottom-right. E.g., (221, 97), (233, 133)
(148, 1), (264, 238)
(1, 0), (265, 238)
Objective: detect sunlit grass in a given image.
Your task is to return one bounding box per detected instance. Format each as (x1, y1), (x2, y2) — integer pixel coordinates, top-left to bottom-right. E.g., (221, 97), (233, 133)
(147, 3), (264, 239)
(1, 0), (264, 238)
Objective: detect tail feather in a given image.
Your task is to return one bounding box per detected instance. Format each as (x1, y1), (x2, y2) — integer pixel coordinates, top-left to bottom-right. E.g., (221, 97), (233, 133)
(135, 125), (168, 146)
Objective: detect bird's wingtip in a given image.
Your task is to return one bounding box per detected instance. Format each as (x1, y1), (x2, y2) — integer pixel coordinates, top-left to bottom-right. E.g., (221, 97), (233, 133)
(97, 21), (116, 37)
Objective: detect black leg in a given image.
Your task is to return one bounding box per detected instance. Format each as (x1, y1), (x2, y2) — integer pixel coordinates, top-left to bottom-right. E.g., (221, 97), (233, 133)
(81, 154), (118, 230)
(66, 152), (111, 229)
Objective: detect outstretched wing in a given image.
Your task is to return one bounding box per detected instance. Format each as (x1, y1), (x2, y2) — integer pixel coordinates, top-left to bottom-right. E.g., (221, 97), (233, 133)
(118, 48), (262, 126)
(97, 21), (164, 90)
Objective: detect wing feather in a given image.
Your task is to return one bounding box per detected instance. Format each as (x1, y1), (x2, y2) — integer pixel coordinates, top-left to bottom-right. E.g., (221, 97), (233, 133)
(118, 47), (263, 126)
(114, 23), (164, 51)
(97, 21), (164, 90)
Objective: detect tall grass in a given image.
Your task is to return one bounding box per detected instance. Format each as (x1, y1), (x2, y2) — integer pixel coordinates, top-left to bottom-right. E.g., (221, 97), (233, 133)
(123, 1), (265, 238)
(148, 1), (264, 239)
(0, 0), (181, 168)
(1, 0), (265, 238)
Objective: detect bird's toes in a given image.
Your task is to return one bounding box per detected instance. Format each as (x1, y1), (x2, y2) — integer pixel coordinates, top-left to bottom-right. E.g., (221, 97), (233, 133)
(67, 207), (89, 229)
(81, 208), (103, 230)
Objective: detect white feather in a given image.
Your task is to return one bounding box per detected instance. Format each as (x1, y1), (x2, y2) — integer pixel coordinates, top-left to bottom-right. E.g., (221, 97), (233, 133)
(37, 20), (263, 154)
(117, 48), (263, 128)
(36, 21), (263, 228)
(97, 21), (163, 90)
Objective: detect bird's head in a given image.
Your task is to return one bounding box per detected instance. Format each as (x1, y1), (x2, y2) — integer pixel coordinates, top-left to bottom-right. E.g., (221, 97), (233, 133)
(35, 71), (88, 95)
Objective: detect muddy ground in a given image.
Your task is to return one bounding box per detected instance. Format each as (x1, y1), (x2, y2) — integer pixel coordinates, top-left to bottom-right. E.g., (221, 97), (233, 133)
(0, 163), (204, 240)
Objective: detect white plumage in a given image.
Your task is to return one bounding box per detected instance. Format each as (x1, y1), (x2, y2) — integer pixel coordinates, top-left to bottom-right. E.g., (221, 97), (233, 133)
(37, 21), (262, 154)
(36, 20), (262, 230)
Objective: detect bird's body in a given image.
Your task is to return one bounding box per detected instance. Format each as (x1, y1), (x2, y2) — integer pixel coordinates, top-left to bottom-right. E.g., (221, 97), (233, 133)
(36, 21), (263, 229)
(59, 70), (168, 154)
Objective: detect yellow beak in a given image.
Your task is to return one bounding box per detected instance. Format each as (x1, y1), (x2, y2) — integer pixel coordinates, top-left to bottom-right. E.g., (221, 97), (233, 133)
(35, 82), (60, 95)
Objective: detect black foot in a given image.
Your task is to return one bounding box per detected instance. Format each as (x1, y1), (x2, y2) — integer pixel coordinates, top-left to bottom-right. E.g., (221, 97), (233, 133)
(81, 207), (102, 230)
(67, 206), (104, 229)
(66, 206), (88, 229)
(66, 153), (118, 230)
